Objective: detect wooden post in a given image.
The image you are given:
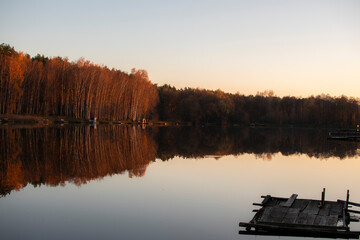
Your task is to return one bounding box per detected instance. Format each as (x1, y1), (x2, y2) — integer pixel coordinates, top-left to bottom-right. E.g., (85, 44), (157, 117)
(321, 188), (325, 207)
(346, 190), (350, 212)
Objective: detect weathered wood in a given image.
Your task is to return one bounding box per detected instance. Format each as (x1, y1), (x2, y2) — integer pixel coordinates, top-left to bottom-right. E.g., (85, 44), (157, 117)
(291, 199), (309, 210)
(318, 202), (331, 216)
(348, 209), (360, 214)
(302, 200), (320, 215)
(348, 201), (360, 207)
(350, 215), (360, 222)
(239, 191), (359, 239)
(261, 195), (271, 205)
(267, 206), (288, 223)
(331, 201), (343, 215)
(258, 208), (272, 222)
(295, 212), (309, 225)
(320, 188), (326, 207)
(343, 208), (347, 228)
(281, 208), (299, 224)
(280, 194), (298, 207)
(314, 215), (337, 226)
(326, 215), (339, 226)
(239, 229), (360, 239)
(305, 213), (317, 225)
(240, 221), (348, 231)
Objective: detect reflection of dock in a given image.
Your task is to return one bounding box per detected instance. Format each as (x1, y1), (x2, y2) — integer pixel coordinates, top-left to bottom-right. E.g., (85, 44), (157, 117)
(328, 128), (360, 141)
(239, 189), (360, 239)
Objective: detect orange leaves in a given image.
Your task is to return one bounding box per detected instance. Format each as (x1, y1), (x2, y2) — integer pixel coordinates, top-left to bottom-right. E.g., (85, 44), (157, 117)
(131, 68), (149, 81)
(0, 47), (29, 113)
(0, 44), (160, 121)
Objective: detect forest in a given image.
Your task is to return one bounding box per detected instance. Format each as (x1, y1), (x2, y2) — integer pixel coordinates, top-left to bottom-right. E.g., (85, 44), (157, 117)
(1, 43), (360, 126)
(0, 44), (159, 121)
(158, 86), (360, 126)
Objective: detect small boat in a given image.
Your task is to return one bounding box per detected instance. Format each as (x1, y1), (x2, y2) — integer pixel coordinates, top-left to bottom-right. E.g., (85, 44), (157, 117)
(239, 189), (360, 239)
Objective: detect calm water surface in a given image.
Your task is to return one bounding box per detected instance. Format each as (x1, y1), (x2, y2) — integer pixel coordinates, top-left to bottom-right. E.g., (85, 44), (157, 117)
(1, 126), (360, 240)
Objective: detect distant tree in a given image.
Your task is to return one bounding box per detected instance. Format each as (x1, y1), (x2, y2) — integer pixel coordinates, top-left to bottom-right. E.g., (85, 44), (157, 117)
(0, 43), (16, 56)
(31, 54), (48, 64)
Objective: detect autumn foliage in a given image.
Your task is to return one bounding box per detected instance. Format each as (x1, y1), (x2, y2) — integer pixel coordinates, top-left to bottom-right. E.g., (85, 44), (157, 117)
(0, 44), (159, 121)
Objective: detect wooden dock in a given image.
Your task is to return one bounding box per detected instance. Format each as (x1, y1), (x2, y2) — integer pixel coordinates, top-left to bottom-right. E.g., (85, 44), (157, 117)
(239, 189), (360, 239)
(328, 130), (360, 141)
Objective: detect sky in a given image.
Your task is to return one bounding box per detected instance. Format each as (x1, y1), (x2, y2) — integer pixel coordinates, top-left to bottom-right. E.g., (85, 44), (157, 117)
(1, 0), (359, 98)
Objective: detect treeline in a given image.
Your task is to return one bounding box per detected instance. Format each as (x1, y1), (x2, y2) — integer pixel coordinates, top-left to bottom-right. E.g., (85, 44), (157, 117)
(158, 86), (360, 126)
(2, 43), (360, 126)
(0, 44), (159, 121)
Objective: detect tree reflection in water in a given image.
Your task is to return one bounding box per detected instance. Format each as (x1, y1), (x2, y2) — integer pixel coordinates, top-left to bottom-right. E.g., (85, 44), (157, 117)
(1, 126), (360, 197)
(0, 125), (158, 197)
(157, 127), (360, 160)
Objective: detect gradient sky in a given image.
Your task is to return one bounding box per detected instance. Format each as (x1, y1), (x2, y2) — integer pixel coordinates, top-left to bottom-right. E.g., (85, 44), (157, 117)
(1, 0), (359, 97)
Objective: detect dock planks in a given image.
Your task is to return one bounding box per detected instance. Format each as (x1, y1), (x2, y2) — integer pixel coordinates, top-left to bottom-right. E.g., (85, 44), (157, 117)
(280, 193), (298, 207)
(239, 190), (360, 239)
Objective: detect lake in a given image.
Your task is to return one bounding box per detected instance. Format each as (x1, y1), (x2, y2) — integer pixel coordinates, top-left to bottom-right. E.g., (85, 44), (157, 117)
(1, 125), (360, 240)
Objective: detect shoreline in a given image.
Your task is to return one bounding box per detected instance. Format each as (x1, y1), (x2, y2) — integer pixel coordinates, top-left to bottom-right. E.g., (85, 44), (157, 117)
(0, 114), (353, 129)
(0, 114), (183, 127)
